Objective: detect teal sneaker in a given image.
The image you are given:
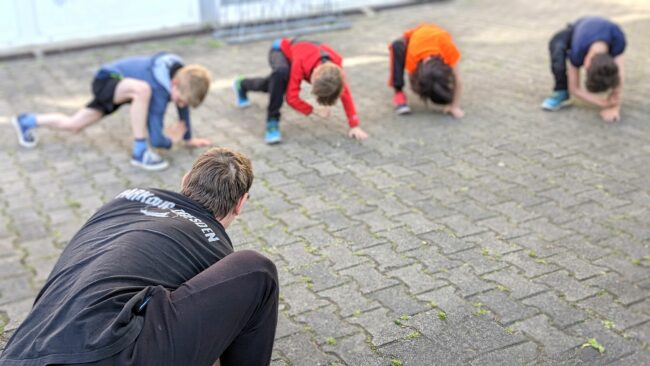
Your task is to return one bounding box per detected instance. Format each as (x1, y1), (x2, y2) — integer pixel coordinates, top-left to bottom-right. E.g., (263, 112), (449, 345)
(233, 77), (251, 108)
(541, 90), (571, 111)
(265, 119), (282, 144)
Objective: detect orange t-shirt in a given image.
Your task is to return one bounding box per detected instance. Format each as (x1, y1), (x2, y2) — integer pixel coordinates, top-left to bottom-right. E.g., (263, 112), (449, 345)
(404, 24), (460, 74)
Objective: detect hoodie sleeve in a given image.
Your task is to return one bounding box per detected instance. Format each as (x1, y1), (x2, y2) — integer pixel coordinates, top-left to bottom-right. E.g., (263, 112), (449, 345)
(339, 81), (360, 128)
(285, 62), (313, 115)
(177, 106), (191, 140)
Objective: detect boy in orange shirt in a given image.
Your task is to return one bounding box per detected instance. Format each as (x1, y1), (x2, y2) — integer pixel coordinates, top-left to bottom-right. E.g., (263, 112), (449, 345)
(388, 24), (464, 118)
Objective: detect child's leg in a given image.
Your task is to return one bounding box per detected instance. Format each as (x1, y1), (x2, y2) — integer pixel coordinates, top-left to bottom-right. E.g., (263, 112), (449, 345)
(112, 78), (151, 140)
(265, 49), (290, 121)
(240, 76), (270, 94)
(35, 108), (103, 133)
(548, 26), (573, 91)
(389, 38), (407, 92)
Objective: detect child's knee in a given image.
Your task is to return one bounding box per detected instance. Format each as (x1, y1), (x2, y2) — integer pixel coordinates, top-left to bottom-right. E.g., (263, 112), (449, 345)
(132, 82), (152, 100)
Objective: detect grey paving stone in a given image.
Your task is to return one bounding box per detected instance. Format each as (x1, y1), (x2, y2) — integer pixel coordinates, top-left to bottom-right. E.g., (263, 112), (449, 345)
(339, 263), (398, 295)
(347, 306), (412, 348)
(357, 243), (414, 272)
(547, 253), (608, 281)
(522, 292), (587, 329)
(275, 311), (302, 339)
(513, 314), (583, 355)
(274, 332), (338, 366)
(370, 284), (431, 316)
(444, 264), (497, 297)
(501, 250), (560, 278)
(614, 351), (650, 366)
(583, 272), (648, 306)
(567, 319), (642, 365)
(380, 336), (467, 366)
(0, 276), (35, 306)
(594, 255), (649, 282)
(478, 216), (531, 240)
(483, 267), (548, 300)
(439, 213), (490, 238)
(293, 261), (347, 292)
(318, 242), (369, 271)
(419, 230), (475, 254)
(322, 332), (387, 366)
(387, 263), (448, 295)
(376, 227), (425, 253)
(319, 283), (379, 318)
(294, 305), (358, 342)
(469, 341), (538, 366)
(577, 293), (649, 331)
(473, 289), (538, 325)
(0, 256), (28, 278)
(281, 283), (329, 316)
(275, 209), (318, 231)
(393, 211), (442, 235)
(416, 286), (474, 317)
(449, 248), (509, 276)
(536, 270), (599, 303)
(333, 226), (384, 250)
(406, 245), (464, 274)
(279, 242), (322, 271)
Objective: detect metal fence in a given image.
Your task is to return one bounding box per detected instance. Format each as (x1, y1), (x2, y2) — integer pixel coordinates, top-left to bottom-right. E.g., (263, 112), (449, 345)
(211, 0), (351, 44)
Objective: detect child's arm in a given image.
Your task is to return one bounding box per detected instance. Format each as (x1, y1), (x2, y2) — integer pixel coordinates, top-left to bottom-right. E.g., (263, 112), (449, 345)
(600, 55), (624, 122)
(567, 64), (613, 108)
(285, 64), (313, 115)
(177, 106), (212, 147)
(339, 82), (368, 140)
(443, 66), (464, 118)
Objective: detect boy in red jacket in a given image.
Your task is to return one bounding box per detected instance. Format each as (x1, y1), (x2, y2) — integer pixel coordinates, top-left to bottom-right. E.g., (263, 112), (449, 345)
(233, 38), (368, 144)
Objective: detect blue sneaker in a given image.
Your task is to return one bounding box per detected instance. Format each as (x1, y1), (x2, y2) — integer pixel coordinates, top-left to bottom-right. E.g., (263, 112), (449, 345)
(541, 90), (571, 111)
(265, 119), (282, 144)
(11, 114), (38, 148)
(131, 148), (169, 171)
(233, 77), (251, 108)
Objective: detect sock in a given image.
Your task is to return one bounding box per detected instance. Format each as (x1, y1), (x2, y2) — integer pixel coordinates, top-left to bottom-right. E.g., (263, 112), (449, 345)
(20, 113), (37, 129)
(133, 139), (147, 159)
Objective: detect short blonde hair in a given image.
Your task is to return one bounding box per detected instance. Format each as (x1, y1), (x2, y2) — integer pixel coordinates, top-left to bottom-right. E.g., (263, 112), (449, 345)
(311, 63), (343, 106)
(174, 64), (212, 108)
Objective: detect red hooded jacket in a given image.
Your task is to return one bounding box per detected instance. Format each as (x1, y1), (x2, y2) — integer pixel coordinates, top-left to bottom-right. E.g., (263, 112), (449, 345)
(279, 38), (360, 127)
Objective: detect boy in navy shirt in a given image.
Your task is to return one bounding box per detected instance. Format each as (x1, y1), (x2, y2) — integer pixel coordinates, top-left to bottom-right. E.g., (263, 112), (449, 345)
(11, 53), (212, 170)
(542, 16), (626, 122)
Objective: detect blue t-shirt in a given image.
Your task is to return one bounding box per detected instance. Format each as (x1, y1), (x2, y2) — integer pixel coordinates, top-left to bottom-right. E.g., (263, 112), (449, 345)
(569, 16), (626, 67)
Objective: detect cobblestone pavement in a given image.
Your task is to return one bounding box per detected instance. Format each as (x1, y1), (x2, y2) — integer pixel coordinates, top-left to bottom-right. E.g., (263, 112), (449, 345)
(1, 0), (650, 364)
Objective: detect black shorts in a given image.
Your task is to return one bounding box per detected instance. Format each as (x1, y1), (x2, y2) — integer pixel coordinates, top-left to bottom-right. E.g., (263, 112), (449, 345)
(86, 75), (124, 115)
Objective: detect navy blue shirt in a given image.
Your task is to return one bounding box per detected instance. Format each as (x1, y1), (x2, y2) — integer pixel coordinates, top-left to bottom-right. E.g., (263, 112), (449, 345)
(0, 189), (232, 365)
(569, 16), (626, 67)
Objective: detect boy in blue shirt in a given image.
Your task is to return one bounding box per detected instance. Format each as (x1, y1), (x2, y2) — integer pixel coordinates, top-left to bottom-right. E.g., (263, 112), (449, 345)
(11, 52), (212, 170)
(541, 16), (626, 123)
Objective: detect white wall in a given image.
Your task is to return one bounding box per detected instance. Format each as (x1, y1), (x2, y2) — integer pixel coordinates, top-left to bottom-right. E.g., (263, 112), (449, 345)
(0, 0), (201, 50)
(0, 0), (409, 51)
